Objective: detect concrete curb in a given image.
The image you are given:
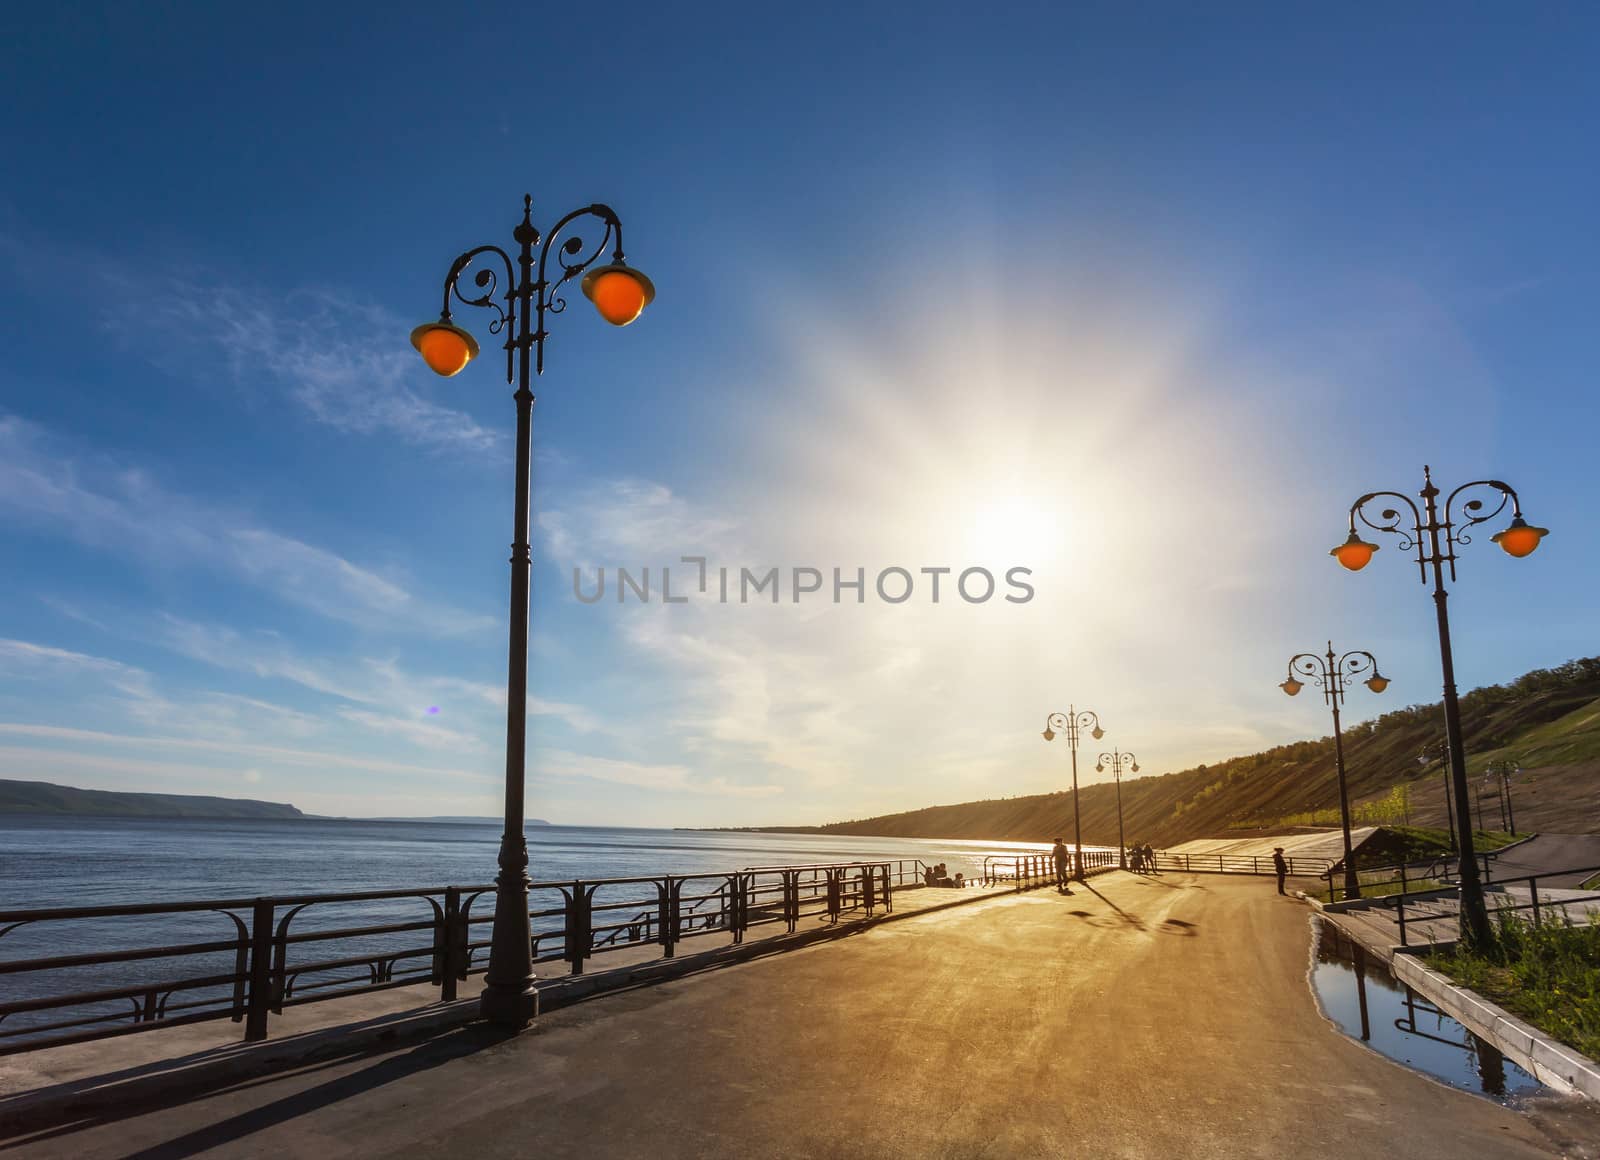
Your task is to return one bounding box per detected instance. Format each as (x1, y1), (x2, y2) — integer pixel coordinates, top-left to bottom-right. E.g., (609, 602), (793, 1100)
(0, 880), (1043, 1134)
(1390, 951), (1600, 1101)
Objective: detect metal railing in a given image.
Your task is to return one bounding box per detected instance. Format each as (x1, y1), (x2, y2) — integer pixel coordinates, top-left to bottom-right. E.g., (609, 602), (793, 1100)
(1389, 861), (1600, 947)
(1321, 850), (1497, 905)
(1151, 850), (1332, 878)
(979, 849), (1121, 888)
(0, 858), (931, 1055)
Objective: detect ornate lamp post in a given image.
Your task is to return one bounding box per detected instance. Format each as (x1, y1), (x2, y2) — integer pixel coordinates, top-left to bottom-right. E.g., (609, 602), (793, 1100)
(412, 194), (653, 1029)
(1041, 708), (1104, 879)
(1280, 643), (1390, 899)
(1333, 466), (1548, 948)
(1094, 749), (1139, 870)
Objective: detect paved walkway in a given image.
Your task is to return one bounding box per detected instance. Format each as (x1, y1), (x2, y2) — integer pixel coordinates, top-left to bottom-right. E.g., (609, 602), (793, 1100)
(5, 873), (1599, 1159)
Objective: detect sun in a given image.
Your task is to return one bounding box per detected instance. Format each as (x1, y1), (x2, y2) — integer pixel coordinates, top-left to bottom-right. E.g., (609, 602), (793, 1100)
(966, 494), (1063, 568)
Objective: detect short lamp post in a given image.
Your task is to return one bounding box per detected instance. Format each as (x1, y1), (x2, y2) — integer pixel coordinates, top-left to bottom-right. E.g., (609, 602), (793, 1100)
(413, 194), (653, 1029)
(1094, 749), (1138, 870)
(1418, 740), (1457, 851)
(1485, 759), (1520, 835)
(1041, 708), (1104, 879)
(1333, 466), (1548, 948)
(1280, 644), (1390, 900)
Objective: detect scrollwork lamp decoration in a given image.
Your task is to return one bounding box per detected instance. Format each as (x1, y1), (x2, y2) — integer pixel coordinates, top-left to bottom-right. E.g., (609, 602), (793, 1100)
(412, 194), (653, 1030)
(1331, 466), (1547, 948)
(1280, 644), (1389, 899)
(1094, 749), (1139, 870)
(1041, 708), (1105, 880)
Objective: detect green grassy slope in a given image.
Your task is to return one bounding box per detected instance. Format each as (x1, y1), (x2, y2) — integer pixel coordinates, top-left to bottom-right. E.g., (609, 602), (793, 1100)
(805, 657), (1600, 846)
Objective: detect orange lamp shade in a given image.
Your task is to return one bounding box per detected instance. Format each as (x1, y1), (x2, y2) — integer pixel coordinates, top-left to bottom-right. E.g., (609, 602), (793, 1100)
(1280, 677), (1304, 697)
(1365, 674), (1390, 694)
(1041, 729), (1056, 742)
(1491, 518), (1549, 559)
(581, 264), (655, 326)
(410, 319), (479, 377)
(1330, 533), (1378, 572)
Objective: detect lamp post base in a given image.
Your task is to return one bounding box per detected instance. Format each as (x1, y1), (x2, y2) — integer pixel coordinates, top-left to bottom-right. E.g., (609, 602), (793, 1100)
(480, 982), (539, 1029)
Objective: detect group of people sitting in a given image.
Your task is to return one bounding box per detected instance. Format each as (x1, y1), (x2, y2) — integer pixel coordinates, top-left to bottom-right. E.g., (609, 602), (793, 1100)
(922, 862), (964, 888)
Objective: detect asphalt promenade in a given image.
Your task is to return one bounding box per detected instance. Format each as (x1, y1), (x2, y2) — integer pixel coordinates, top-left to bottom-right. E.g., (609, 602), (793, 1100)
(6, 872), (1600, 1159)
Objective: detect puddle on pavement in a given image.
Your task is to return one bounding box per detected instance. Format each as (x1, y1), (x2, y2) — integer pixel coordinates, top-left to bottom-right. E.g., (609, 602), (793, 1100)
(1311, 917), (1545, 1103)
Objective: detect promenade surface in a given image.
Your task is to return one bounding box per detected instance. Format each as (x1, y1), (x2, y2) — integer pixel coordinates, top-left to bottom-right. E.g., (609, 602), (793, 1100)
(6, 872), (1600, 1160)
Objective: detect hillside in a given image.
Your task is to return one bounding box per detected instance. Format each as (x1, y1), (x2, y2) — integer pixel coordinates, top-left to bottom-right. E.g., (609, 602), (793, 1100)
(0, 778), (305, 820)
(805, 657), (1600, 846)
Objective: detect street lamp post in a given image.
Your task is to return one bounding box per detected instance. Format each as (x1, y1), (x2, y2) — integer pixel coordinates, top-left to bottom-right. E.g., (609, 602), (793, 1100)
(1280, 644), (1390, 900)
(1332, 466), (1548, 948)
(1094, 749), (1139, 870)
(1418, 739), (1456, 851)
(1041, 708), (1104, 879)
(413, 194), (653, 1029)
(1485, 760), (1520, 834)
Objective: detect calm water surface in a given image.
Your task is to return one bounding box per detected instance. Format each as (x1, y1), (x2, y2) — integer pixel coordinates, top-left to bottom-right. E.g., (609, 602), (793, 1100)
(0, 816), (1056, 1038)
(1311, 917), (1544, 1102)
(0, 815), (1049, 910)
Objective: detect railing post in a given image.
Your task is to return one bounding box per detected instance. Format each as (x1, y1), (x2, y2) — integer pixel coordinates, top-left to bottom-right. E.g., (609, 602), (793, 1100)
(731, 875), (748, 945)
(881, 864), (893, 912)
(826, 869), (842, 924)
(782, 870), (800, 932)
(1529, 879), (1540, 925)
(862, 866), (877, 914)
(566, 881), (593, 974)
(441, 887), (461, 1001)
(244, 898), (273, 1043)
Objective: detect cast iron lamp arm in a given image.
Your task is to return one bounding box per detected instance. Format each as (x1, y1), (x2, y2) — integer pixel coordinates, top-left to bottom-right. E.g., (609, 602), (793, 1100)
(1350, 490), (1426, 581)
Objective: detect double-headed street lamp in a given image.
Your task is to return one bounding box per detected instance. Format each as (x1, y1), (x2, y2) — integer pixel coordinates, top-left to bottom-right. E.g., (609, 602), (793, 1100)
(413, 194), (653, 1029)
(1332, 466), (1548, 948)
(1094, 749), (1139, 869)
(1280, 643), (1389, 899)
(1041, 708), (1104, 879)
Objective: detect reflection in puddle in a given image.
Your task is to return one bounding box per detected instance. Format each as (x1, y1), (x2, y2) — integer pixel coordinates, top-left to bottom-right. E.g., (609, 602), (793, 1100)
(1312, 918), (1544, 1102)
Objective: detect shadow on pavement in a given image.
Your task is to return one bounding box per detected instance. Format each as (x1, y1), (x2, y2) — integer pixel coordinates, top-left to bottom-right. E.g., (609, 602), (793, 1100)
(1078, 883), (1146, 931)
(1, 1024), (509, 1157)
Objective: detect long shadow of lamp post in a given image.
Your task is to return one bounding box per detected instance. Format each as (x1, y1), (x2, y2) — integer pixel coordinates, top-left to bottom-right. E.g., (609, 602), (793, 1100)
(1280, 643), (1390, 900)
(411, 194), (653, 1029)
(1094, 749), (1138, 870)
(1331, 466), (1548, 948)
(1042, 708), (1104, 879)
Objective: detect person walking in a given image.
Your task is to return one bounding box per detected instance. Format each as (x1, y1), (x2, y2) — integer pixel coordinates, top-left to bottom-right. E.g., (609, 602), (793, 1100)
(1051, 837), (1073, 894)
(1272, 846), (1289, 895)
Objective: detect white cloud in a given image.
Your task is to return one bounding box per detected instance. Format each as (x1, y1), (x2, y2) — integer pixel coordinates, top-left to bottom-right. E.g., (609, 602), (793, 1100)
(0, 414), (493, 635)
(103, 278), (499, 454)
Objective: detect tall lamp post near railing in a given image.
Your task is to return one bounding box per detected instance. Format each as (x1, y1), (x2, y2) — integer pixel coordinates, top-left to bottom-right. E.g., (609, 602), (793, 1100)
(1280, 643), (1390, 900)
(1094, 749), (1138, 870)
(411, 194), (653, 1028)
(1332, 466), (1548, 948)
(1041, 708), (1104, 879)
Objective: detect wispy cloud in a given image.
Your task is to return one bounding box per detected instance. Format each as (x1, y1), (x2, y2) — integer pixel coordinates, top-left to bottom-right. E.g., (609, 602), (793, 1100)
(102, 278), (499, 454)
(539, 749), (783, 798)
(0, 414), (494, 635)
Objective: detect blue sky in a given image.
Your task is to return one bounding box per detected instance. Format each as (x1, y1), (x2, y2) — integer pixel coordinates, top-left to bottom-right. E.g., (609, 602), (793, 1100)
(1, 3), (1595, 824)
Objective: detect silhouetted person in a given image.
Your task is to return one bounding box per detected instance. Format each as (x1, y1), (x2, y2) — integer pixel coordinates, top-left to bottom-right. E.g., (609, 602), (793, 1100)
(1272, 847), (1288, 895)
(1130, 844), (1145, 873)
(1144, 843), (1159, 874)
(1051, 837), (1073, 893)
